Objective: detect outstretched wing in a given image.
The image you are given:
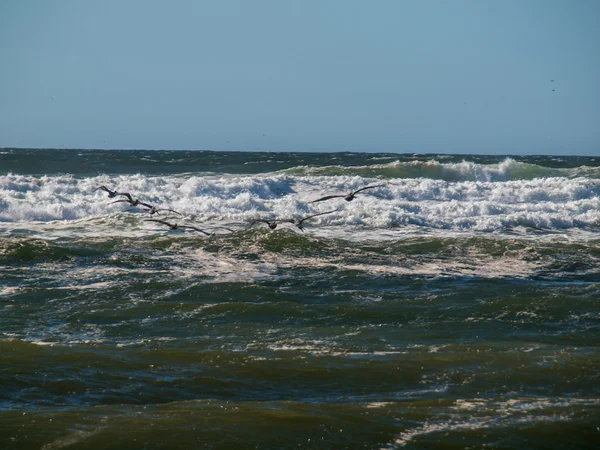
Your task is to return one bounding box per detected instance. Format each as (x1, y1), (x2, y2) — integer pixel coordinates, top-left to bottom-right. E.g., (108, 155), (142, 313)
(145, 219), (172, 227)
(110, 199), (131, 204)
(137, 201), (154, 209)
(207, 226), (235, 233)
(249, 219), (271, 226)
(180, 226), (211, 236)
(352, 185), (384, 195)
(308, 194), (344, 203)
(117, 192), (133, 202)
(157, 208), (182, 215)
(94, 185), (110, 193)
(298, 209), (338, 224)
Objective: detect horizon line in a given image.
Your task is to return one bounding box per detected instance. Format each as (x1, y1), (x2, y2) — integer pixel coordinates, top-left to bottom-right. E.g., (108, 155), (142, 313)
(1, 147), (596, 158)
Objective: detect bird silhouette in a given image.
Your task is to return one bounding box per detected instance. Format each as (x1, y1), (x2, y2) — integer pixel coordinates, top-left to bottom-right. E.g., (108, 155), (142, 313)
(145, 219), (211, 235)
(278, 209), (338, 231)
(138, 206), (182, 216)
(249, 219), (280, 230)
(250, 210), (337, 231)
(309, 185), (384, 203)
(111, 198), (154, 208)
(146, 219), (234, 235)
(94, 185), (132, 201)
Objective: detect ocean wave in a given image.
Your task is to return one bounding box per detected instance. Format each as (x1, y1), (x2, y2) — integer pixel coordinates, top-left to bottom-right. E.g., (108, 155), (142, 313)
(1, 172), (600, 233)
(3, 232), (599, 287)
(279, 158), (581, 181)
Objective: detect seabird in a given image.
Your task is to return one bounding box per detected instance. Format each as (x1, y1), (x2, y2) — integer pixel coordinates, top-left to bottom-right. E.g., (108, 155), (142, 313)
(249, 210), (337, 231)
(309, 185), (384, 203)
(139, 206), (182, 216)
(145, 219), (211, 236)
(94, 185), (133, 201)
(146, 220), (233, 235)
(111, 198), (154, 208)
(249, 219), (280, 230)
(278, 209), (337, 231)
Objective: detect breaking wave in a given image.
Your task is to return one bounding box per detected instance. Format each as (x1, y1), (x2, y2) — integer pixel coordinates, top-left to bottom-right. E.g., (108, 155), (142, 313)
(279, 158), (598, 181)
(1, 170), (600, 233)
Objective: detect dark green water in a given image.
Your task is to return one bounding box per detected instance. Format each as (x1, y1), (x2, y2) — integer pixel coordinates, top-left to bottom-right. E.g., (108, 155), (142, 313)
(1, 149), (599, 449)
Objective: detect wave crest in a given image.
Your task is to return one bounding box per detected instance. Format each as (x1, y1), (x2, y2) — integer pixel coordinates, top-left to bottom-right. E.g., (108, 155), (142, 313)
(1, 172), (600, 233)
(281, 158), (573, 181)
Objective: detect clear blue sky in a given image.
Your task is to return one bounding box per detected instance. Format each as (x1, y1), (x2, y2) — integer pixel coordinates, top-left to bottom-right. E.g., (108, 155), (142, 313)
(1, 0), (599, 154)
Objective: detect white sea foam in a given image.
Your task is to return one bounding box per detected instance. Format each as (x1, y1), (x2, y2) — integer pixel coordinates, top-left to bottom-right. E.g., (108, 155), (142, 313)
(1, 172), (599, 239)
(258, 252), (543, 279)
(380, 395), (600, 448)
(0, 286), (22, 297)
(42, 426), (103, 449)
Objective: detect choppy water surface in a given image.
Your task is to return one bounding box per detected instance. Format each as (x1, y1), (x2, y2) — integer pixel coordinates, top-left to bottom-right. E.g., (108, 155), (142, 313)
(1, 149), (599, 449)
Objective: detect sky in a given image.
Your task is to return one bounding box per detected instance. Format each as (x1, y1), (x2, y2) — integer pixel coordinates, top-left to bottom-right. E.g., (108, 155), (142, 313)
(1, 0), (599, 154)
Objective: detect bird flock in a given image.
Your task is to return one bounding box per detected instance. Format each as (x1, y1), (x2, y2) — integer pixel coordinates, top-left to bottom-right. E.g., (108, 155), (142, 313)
(94, 183), (385, 234)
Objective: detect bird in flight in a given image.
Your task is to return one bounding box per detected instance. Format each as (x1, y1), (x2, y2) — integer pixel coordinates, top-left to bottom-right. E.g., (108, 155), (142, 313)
(278, 209), (338, 231)
(309, 185), (384, 203)
(146, 219), (234, 235)
(248, 219), (280, 230)
(138, 205), (182, 216)
(250, 209), (337, 231)
(111, 198), (154, 208)
(145, 219), (211, 235)
(94, 185), (132, 201)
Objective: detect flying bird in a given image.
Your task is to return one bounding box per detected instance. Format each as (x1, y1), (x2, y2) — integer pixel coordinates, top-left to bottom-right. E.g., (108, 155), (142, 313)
(309, 185), (384, 203)
(145, 219), (211, 235)
(146, 220), (233, 235)
(250, 210), (337, 231)
(278, 209), (338, 231)
(249, 219), (280, 230)
(138, 206), (182, 216)
(94, 185), (132, 201)
(111, 198), (154, 208)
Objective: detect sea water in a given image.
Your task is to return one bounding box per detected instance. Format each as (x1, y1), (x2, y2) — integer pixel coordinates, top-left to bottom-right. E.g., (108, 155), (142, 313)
(1, 149), (599, 449)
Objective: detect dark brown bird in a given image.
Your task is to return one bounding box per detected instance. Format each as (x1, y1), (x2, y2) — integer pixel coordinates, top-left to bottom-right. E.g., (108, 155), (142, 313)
(94, 185), (132, 201)
(250, 209), (337, 231)
(145, 219), (211, 235)
(111, 198), (154, 208)
(278, 209), (337, 231)
(139, 206), (182, 216)
(309, 185), (384, 203)
(249, 219), (279, 230)
(146, 220), (234, 235)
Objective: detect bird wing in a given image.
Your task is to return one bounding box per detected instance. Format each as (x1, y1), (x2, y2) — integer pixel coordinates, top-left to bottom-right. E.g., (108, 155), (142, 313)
(110, 199), (130, 204)
(94, 185), (110, 193)
(158, 209), (182, 215)
(117, 192), (133, 202)
(298, 209), (338, 224)
(249, 219), (272, 226)
(308, 194), (344, 203)
(145, 219), (172, 227)
(137, 201), (154, 209)
(207, 226), (235, 233)
(180, 226), (211, 236)
(294, 222), (306, 232)
(352, 185), (384, 195)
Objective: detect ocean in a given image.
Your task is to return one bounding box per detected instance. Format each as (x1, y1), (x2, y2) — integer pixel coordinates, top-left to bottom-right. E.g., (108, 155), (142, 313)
(1, 148), (599, 449)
